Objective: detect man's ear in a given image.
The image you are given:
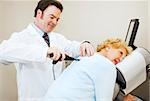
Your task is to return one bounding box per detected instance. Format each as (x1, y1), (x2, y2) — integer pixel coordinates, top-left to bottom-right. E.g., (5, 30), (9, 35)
(36, 9), (43, 19)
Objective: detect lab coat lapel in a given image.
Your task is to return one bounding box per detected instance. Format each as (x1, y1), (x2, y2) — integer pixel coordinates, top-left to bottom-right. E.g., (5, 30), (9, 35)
(27, 24), (48, 47)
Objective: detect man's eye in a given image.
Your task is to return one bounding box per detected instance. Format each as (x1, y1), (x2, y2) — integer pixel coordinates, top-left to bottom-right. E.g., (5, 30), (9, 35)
(56, 18), (59, 22)
(50, 16), (54, 19)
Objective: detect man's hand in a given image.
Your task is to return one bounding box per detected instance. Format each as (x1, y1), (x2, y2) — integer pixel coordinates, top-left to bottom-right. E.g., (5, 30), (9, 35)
(47, 47), (66, 61)
(80, 42), (95, 57)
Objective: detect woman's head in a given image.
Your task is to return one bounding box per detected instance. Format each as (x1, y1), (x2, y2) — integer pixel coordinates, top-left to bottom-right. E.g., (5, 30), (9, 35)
(97, 38), (132, 64)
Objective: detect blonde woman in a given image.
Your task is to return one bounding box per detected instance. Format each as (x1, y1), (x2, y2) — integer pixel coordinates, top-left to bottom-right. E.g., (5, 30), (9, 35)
(44, 38), (132, 101)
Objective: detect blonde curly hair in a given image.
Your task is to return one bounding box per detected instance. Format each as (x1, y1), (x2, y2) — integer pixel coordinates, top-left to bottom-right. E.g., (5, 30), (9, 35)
(97, 38), (132, 55)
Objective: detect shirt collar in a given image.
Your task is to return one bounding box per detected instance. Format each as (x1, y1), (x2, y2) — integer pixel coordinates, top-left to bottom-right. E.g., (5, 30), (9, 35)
(31, 23), (44, 36)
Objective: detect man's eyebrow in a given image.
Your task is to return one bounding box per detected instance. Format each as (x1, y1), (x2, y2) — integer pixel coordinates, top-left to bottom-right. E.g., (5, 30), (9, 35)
(49, 14), (60, 19)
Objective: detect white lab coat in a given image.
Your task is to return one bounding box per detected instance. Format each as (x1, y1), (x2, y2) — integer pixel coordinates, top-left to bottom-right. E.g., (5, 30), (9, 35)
(0, 23), (81, 101)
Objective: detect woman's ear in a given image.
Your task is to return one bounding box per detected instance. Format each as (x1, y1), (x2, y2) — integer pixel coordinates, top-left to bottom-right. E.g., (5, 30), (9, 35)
(105, 47), (109, 51)
(105, 46), (111, 51)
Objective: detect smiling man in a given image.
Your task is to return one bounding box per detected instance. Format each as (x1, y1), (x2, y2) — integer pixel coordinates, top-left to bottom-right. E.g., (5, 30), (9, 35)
(0, 0), (94, 101)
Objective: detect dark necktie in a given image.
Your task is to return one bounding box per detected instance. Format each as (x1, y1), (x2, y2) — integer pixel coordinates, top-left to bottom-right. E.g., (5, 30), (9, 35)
(43, 32), (50, 47)
(43, 33), (55, 79)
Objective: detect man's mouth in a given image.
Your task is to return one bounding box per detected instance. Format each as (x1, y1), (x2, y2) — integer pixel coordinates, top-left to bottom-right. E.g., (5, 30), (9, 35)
(48, 23), (55, 28)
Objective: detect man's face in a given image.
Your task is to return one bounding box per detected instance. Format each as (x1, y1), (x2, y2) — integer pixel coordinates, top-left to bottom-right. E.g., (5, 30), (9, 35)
(106, 46), (127, 65)
(36, 5), (61, 33)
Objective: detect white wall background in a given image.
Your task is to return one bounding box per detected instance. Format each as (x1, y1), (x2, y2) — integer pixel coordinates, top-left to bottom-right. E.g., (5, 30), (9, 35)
(0, 2), (2, 40)
(58, 1), (148, 48)
(148, 0), (150, 51)
(0, 1), (36, 101)
(0, 0), (149, 101)
(0, 2), (18, 101)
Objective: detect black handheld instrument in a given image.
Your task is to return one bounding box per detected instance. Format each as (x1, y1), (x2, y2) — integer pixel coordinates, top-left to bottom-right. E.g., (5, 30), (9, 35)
(49, 53), (80, 64)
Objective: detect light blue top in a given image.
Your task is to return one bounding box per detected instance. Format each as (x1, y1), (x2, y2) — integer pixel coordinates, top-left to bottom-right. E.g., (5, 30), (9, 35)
(44, 53), (117, 101)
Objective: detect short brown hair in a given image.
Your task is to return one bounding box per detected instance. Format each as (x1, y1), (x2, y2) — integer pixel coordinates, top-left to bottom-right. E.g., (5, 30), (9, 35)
(34, 0), (63, 17)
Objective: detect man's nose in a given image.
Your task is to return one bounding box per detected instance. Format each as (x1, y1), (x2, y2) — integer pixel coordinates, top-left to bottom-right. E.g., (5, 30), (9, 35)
(52, 18), (58, 25)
